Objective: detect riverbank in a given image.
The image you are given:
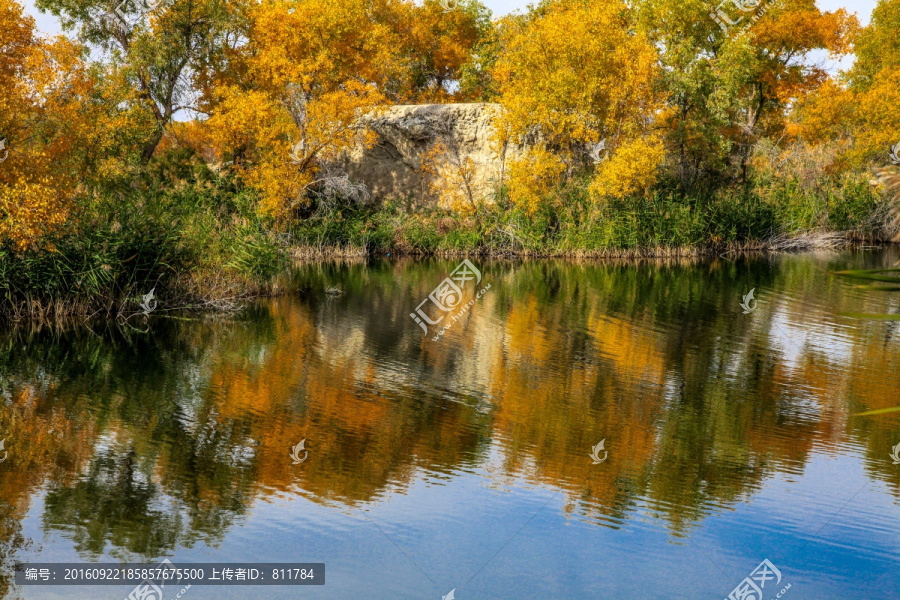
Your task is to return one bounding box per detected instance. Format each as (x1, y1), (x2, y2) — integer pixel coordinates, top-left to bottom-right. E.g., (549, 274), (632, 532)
(286, 181), (891, 258)
(1, 173), (892, 322)
(0, 184), (287, 323)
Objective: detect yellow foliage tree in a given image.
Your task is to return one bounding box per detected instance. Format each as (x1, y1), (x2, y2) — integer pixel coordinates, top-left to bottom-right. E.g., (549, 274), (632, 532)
(384, 0), (493, 103)
(423, 140), (480, 214)
(493, 0), (665, 209)
(790, 0), (900, 168)
(506, 148), (567, 215)
(590, 136), (666, 199)
(0, 0), (141, 249)
(206, 0), (401, 218)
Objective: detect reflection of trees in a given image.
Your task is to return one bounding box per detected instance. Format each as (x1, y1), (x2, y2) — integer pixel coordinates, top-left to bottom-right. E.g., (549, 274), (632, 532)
(43, 448), (185, 558)
(1, 252), (900, 567)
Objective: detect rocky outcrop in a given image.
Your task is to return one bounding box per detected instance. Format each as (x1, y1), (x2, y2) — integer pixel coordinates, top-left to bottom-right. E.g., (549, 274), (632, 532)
(338, 103), (521, 206)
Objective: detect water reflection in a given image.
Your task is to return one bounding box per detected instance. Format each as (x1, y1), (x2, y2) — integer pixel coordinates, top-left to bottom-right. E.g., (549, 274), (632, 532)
(1, 249), (900, 597)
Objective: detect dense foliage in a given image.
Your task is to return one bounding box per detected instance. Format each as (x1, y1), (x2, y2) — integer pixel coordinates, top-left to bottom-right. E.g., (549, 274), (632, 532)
(1, 0), (898, 316)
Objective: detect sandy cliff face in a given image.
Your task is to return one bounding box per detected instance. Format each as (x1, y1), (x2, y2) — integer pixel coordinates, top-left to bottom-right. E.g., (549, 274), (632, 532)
(337, 103), (520, 206)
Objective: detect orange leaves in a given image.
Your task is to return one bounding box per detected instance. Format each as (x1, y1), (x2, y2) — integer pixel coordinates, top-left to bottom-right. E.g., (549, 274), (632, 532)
(208, 88), (291, 154)
(752, 5), (858, 56)
(386, 0), (490, 102)
(845, 66), (900, 166)
(249, 0), (398, 91)
(204, 0), (400, 218)
(789, 1), (900, 168)
(495, 0), (661, 145)
(791, 79), (855, 144)
(0, 0), (95, 249)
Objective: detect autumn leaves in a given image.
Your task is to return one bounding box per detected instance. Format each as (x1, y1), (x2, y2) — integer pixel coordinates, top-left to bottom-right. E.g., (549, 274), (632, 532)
(1, 0), (897, 251)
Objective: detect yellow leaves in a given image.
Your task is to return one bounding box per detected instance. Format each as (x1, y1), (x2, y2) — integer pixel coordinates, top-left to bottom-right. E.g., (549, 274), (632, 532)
(208, 87), (291, 153)
(494, 0), (664, 210)
(247, 157), (316, 217)
(387, 0), (489, 102)
(753, 6), (858, 57)
(589, 135), (666, 200)
(850, 0), (900, 89)
(780, 2), (900, 169)
(495, 0), (662, 150)
(507, 148), (566, 215)
(0, 0), (101, 249)
(249, 0), (399, 92)
(203, 0), (397, 218)
(304, 83), (386, 164)
(791, 79), (855, 144)
(0, 177), (68, 252)
(206, 87), (310, 216)
(422, 140), (480, 214)
(845, 66), (900, 166)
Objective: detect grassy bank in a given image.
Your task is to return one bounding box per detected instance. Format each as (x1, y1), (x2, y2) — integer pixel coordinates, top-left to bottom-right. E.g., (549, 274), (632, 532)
(0, 170), (287, 322)
(2, 166), (892, 321)
(287, 174), (890, 258)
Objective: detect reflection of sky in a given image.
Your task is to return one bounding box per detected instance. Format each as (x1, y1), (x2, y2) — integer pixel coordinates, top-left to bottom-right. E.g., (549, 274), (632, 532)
(17, 444), (900, 599)
(768, 305), (856, 372)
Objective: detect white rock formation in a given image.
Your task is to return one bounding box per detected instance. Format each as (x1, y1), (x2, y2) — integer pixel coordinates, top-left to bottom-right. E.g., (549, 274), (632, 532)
(337, 103), (521, 206)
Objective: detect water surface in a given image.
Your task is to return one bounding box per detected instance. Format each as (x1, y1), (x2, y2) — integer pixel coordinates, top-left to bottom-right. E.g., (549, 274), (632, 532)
(2, 249), (900, 599)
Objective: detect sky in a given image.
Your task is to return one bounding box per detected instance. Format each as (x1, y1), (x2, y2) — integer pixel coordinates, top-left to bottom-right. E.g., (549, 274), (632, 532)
(21, 0), (878, 37)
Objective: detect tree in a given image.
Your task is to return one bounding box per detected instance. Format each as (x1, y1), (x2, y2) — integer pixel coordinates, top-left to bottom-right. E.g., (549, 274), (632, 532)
(850, 0), (900, 91)
(635, 0), (857, 189)
(790, 0), (900, 168)
(0, 0), (142, 249)
(493, 0), (665, 209)
(205, 0), (406, 218)
(383, 0), (493, 102)
(37, 0), (232, 162)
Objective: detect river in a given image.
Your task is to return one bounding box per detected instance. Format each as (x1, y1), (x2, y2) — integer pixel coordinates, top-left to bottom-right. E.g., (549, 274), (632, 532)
(2, 248), (900, 599)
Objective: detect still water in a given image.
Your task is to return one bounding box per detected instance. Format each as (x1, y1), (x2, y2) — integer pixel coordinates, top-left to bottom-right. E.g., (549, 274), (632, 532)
(2, 249), (900, 599)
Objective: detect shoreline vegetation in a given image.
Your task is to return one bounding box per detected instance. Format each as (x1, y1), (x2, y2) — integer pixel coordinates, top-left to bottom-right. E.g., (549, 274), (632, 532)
(3, 0), (900, 321)
(2, 184), (893, 323)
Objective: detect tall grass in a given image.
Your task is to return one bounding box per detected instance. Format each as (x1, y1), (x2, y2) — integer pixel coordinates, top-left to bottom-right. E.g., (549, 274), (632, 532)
(285, 173), (884, 257)
(0, 168), (286, 321)
(2, 146), (890, 322)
